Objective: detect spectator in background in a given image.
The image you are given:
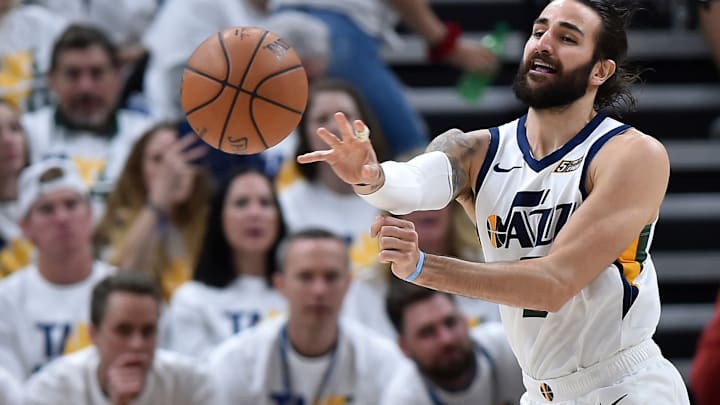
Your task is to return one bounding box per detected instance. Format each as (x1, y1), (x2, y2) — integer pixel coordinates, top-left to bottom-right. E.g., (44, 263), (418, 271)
(94, 123), (211, 302)
(266, 0), (498, 157)
(0, 158), (115, 380)
(0, 364), (20, 404)
(0, 0), (67, 111)
(277, 79), (390, 262)
(168, 166), (287, 358)
(344, 202), (500, 338)
(24, 272), (215, 405)
(381, 281), (523, 405)
(21, 24), (154, 195)
(0, 99), (33, 277)
(209, 229), (407, 405)
(690, 291), (720, 405)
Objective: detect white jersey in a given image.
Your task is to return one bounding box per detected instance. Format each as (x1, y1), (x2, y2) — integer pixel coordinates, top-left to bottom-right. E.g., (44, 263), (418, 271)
(343, 268), (501, 339)
(0, 365), (21, 405)
(474, 114), (661, 379)
(208, 316), (408, 405)
(0, 261), (116, 380)
(21, 106), (154, 192)
(380, 322), (524, 405)
(168, 275), (287, 358)
(24, 346), (215, 405)
(0, 5), (68, 111)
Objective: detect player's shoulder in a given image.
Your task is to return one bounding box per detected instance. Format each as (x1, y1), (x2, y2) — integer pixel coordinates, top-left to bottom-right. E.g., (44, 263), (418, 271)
(427, 127), (491, 154)
(597, 126), (669, 165)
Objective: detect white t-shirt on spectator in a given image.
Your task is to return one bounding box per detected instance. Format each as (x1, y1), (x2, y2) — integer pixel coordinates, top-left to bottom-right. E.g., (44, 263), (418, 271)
(24, 346), (215, 405)
(0, 261), (115, 380)
(21, 106), (154, 193)
(168, 275), (287, 359)
(0, 364), (21, 405)
(208, 316), (408, 405)
(0, 5), (68, 111)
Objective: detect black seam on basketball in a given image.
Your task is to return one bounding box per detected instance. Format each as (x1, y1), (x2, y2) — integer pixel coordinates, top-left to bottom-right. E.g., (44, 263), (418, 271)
(247, 65), (305, 114)
(217, 29), (270, 150)
(238, 88), (304, 115)
(249, 101), (270, 149)
(218, 31), (231, 82)
(183, 67), (237, 116)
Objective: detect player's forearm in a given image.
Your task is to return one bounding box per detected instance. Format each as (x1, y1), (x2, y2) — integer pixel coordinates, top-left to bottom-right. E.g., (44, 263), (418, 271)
(356, 151), (454, 214)
(412, 254), (574, 312)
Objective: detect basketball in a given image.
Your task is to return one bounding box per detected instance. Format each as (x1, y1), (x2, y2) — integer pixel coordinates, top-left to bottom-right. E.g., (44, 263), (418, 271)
(180, 27), (308, 155)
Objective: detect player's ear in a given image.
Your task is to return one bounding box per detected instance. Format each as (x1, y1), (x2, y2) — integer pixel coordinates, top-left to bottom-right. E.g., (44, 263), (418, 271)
(590, 58), (616, 86)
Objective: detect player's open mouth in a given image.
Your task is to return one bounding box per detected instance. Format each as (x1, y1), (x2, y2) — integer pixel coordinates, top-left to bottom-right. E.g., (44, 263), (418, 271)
(531, 61), (557, 74)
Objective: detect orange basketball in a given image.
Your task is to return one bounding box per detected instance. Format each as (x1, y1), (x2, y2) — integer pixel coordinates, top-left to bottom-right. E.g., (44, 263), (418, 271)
(180, 27), (308, 155)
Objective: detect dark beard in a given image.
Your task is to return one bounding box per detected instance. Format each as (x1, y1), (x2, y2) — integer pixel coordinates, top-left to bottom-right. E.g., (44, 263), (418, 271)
(417, 346), (476, 390)
(512, 54), (595, 109)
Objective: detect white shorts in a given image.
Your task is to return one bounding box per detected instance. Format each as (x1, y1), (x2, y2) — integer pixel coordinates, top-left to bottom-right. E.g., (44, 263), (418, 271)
(520, 340), (690, 405)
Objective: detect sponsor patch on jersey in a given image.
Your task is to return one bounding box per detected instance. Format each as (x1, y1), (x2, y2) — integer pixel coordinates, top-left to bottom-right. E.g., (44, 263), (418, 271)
(554, 157), (583, 173)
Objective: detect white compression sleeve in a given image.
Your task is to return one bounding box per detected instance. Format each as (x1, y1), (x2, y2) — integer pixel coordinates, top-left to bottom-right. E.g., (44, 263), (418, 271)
(358, 151), (454, 215)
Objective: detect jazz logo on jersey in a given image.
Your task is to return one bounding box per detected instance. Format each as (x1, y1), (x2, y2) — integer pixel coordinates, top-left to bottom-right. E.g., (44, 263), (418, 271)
(554, 157), (583, 173)
(486, 189), (576, 248)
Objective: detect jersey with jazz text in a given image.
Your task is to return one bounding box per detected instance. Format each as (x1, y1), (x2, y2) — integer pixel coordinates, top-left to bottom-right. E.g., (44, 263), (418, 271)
(474, 114), (661, 380)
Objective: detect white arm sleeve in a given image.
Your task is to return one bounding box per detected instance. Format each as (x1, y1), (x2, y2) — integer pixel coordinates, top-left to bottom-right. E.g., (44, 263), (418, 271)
(359, 151), (454, 215)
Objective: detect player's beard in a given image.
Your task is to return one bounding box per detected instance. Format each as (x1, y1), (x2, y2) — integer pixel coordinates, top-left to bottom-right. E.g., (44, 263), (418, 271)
(512, 53), (595, 109)
(418, 344), (476, 384)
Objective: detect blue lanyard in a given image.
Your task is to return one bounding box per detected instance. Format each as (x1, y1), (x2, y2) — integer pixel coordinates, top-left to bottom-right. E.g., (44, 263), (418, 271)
(424, 341), (498, 405)
(278, 324), (340, 404)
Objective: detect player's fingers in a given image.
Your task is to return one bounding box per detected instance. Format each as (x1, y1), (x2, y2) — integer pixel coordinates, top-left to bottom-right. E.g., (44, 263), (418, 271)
(378, 216), (416, 230)
(297, 150), (333, 164)
(351, 120), (370, 142)
(334, 112), (356, 142)
(316, 127), (342, 147)
(379, 235), (416, 252)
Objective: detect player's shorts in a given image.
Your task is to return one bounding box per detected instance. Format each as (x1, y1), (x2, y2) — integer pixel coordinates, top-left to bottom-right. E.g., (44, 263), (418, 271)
(520, 340), (690, 404)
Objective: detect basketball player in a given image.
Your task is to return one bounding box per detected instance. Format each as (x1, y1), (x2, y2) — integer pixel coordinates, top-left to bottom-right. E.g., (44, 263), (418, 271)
(297, 0), (691, 403)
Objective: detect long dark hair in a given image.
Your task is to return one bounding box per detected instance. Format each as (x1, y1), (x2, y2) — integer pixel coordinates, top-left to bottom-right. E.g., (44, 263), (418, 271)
(193, 166), (287, 288)
(294, 78), (391, 181)
(575, 0), (643, 113)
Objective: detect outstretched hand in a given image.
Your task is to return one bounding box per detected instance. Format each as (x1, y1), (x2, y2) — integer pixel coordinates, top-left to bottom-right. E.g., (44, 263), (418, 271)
(296, 112), (384, 191)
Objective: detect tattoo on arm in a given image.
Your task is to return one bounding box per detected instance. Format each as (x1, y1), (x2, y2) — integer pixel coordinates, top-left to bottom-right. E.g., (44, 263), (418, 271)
(427, 129), (483, 198)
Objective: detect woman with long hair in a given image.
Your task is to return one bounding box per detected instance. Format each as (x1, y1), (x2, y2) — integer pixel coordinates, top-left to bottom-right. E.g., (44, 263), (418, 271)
(168, 166), (287, 358)
(94, 122), (212, 300)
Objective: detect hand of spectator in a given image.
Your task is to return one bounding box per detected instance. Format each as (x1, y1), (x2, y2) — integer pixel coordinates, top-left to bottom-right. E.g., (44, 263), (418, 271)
(445, 38), (499, 75)
(371, 215), (421, 280)
(107, 353), (149, 405)
(148, 134), (208, 213)
(296, 112), (384, 190)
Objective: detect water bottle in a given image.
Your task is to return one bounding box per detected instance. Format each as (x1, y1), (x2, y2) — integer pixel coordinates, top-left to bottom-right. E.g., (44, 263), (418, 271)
(456, 22), (510, 102)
